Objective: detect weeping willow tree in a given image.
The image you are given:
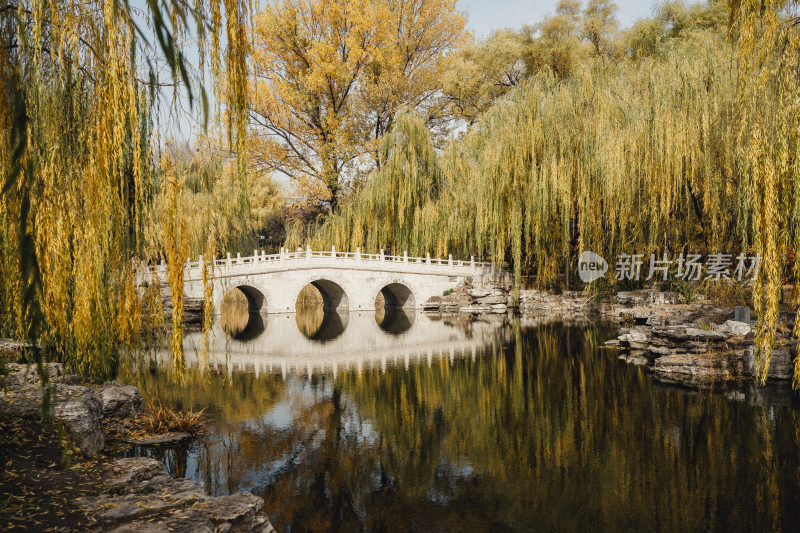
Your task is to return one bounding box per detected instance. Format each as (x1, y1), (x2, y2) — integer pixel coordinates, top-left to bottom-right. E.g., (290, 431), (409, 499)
(295, 27), (740, 296)
(726, 0), (800, 386)
(146, 140), (284, 261)
(294, 115), (446, 254)
(0, 0), (252, 377)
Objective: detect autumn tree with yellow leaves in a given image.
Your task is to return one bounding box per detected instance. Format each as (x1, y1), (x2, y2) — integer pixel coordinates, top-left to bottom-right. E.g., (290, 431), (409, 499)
(248, 0), (466, 213)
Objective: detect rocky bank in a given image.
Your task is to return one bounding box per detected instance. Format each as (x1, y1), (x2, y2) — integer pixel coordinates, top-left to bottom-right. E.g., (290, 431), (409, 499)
(426, 278), (797, 389)
(0, 360), (273, 532)
(605, 317), (796, 388)
(78, 457), (273, 532)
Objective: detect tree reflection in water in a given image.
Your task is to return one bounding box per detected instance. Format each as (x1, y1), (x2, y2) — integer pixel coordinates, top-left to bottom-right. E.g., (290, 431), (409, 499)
(295, 284), (348, 342)
(127, 321), (800, 532)
(219, 288), (266, 340)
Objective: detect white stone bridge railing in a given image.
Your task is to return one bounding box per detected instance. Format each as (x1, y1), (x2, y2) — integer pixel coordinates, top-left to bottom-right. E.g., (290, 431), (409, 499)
(142, 246), (495, 281)
(138, 247), (505, 313)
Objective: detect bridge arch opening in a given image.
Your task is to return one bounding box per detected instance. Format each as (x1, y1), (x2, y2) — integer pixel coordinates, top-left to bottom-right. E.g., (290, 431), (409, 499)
(310, 279), (349, 311)
(220, 286), (267, 340)
(295, 281), (349, 342)
(374, 283), (416, 335)
(377, 283), (415, 309)
(235, 285), (266, 312)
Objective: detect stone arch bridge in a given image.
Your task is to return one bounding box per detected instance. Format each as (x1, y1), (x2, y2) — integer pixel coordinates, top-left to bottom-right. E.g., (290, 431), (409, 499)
(141, 247), (497, 314)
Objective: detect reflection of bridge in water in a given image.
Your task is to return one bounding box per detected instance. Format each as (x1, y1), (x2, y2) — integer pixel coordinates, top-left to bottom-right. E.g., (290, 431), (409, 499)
(173, 310), (512, 378)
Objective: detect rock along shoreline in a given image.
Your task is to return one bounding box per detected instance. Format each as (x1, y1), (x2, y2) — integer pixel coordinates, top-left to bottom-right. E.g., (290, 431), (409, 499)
(0, 357), (274, 532)
(424, 277), (796, 389)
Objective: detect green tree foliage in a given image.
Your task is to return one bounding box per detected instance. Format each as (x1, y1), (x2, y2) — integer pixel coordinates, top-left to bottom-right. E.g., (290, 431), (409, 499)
(442, 30), (528, 126)
(146, 141), (285, 262)
(297, 24), (738, 295)
(621, 0), (727, 60)
(442, 0), (603, 125)
(522, 0), (586, 80)
(442, 1), (729, 125)
(582, 0), (619, 55)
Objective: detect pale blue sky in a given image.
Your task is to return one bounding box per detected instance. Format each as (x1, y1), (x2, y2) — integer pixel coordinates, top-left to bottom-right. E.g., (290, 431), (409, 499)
(459, 0), (660, 37)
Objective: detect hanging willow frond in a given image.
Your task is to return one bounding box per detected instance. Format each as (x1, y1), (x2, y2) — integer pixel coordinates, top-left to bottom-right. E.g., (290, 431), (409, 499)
(302, 28), (738, 291)
(0, 0), (251, 376)
(728, 0), (800, 385)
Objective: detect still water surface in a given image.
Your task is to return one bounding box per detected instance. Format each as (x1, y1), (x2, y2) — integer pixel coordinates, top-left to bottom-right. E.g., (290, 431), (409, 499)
(128, 304), (800, 532)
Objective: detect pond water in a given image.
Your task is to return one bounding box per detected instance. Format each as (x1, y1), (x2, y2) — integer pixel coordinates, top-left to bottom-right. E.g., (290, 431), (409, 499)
(127, 304), (800, 532)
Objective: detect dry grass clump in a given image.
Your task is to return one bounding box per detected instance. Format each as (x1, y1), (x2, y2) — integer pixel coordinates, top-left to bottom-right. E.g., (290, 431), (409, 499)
(140, 399), (207, 435)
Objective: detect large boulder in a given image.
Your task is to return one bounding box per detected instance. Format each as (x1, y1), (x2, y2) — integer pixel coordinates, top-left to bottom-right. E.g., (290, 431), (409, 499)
(651, 326), (728, 343)
(196, 492), (269, 532)
(468, 288), (492, 298)
(477, 295), (507, 305)
(616, 290), (679, 307)
(653, 353), (742, 385)
(618, 329), (649, 349)
(0, 340), (37, 361)
(54, 385), (105, 455)
(714, 320), (752, 337)
(0, 382), (105, 455)
(744, 346), (793, 380)
(98, 382), (143, 417)
(106, 457), (165, 490)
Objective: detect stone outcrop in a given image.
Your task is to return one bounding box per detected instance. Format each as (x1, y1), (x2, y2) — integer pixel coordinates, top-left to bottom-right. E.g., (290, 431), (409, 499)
(427, 285), (733, 326)
(653, 353), (744, 386)
(0, 379), (106, 455)
(0, 364), (146, 455)
(0, 339), (37, 359)
(518, 290), (592, 315)
(1, 362), (274, 530)
(98, 382), (143, 417)
(2, 362), (64, 387)
(743, 345), (794, 380)
(53, 385), (106, 455)
(606, 314), (796, 387)
(154, 282), (204, 325)
(425, 274), (514, 314)
(79, 457), (274, 532)
(125, 432), (192, 445)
